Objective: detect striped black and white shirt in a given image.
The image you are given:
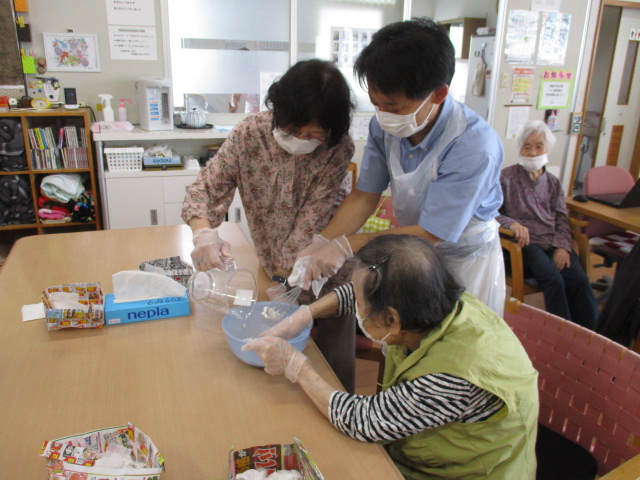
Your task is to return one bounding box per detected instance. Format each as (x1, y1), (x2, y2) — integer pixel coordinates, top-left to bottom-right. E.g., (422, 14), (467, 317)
(330, 282), (505, 442)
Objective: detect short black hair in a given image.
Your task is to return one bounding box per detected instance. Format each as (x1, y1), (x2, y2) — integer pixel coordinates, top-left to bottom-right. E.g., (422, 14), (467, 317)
(353, 234), (464, 332)
(354, 18), (455, 100)
(265, 59), (354, 147)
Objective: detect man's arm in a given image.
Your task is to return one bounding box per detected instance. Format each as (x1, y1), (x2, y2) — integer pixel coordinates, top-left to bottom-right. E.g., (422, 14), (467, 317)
(318, 188), (381, 240)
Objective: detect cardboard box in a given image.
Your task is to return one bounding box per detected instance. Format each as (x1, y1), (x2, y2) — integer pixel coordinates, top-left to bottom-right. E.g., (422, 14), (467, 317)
(139, 256), (193, 287)
(42, 282), (105, 331)
(104, 293), (190, 326)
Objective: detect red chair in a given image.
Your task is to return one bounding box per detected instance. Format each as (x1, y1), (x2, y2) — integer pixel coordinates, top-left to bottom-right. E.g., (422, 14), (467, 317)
(504, 299), (640, 476)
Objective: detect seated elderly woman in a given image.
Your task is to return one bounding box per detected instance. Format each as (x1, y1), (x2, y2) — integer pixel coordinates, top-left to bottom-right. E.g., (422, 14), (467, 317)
(497, 120), (598, 329)
(244, 234), (539, 479)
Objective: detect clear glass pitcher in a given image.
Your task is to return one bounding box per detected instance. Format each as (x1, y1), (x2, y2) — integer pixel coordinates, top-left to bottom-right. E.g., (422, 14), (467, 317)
(187, 260), (257, 318)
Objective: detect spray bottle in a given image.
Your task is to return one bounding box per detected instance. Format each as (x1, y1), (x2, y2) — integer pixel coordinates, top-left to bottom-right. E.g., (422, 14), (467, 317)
(118, 98), (133, 122)
(98, 94), (114, 122)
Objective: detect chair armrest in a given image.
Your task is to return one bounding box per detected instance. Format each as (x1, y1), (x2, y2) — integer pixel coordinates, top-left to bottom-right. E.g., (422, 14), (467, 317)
(499, 227), (526, 301)
(568, 217), (590, 273)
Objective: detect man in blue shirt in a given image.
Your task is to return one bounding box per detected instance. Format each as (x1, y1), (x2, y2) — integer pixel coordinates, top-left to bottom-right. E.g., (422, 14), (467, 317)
(295, 18), (505, 315)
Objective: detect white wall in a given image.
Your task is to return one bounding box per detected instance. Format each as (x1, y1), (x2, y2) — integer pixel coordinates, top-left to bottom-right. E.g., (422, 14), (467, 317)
(28, 0), (165, 124)
(490, 0), (591, 189)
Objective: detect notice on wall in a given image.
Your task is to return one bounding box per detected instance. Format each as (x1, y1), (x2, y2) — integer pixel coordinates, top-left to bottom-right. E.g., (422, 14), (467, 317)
(510, 67), (535, 104)
(108, 26), (157, 61)
(537, 12), (571, 65)
(106, 0), (155, 26)
(531, 0), (561, 12)
(537, 69), (574, 109)
(506, 105), (530, 140)
(505, 10), (538, 64)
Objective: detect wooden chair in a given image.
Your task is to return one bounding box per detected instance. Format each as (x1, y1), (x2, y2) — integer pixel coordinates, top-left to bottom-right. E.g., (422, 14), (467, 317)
(355, 335), (385, 393)
(500, 218), (589, 302)
(504, 299), (640, 477)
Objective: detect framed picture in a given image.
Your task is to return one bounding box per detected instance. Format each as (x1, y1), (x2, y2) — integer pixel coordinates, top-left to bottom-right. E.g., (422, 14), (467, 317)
(43, 33), (101, 72)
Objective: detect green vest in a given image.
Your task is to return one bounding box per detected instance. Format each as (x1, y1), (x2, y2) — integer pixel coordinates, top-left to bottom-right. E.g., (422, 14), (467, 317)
(383, 293), (538, 480)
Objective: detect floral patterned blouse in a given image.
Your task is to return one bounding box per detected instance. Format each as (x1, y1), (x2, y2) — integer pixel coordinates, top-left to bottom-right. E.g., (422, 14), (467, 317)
(182, 110), (354, 281)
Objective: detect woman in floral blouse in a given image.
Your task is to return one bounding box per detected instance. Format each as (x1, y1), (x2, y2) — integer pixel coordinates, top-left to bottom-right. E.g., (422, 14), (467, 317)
(182, 58), (357, 390)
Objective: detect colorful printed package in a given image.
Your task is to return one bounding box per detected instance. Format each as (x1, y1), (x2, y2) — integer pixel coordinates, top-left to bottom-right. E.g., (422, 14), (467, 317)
(39, 422), (164, 480)
(228, 438), (323, 480)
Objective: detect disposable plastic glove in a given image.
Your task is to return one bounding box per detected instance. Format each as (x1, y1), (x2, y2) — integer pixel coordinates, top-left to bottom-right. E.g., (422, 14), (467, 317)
(296, 233), (330, 259)
(242, 336), (308, 383)
(288, 256), (325, 298)
(191, 228), (233, 271)
(259, 305), (313, 340)
(302, 235), (352, 290)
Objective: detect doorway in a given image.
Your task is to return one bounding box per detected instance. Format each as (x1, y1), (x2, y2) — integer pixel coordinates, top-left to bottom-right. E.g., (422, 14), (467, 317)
(572, 2), (640, 192)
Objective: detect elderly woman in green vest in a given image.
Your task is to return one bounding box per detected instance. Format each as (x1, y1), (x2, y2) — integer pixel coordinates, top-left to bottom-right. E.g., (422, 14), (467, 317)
(244, 234), (539, 479)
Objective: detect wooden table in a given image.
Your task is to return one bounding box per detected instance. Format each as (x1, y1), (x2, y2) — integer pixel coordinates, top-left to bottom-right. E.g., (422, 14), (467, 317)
(599, 453), (640, 480)
(0, 224), (403, 480)
(566, 197), (640, 233)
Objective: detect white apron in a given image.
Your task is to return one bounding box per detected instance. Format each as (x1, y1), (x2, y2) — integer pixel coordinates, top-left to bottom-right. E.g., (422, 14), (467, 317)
(384, 101), (505, 316)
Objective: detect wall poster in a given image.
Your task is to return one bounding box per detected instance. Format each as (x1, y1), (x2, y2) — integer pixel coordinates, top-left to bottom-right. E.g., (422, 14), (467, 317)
(537, 69), (574, 109)
(43, 33), (101, 72)
(504, 10), (538, 64)
(537, 12), (571, 65)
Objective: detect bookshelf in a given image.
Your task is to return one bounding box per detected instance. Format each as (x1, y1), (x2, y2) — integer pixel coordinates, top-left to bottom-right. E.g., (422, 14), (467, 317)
(0, 108), (100, 239)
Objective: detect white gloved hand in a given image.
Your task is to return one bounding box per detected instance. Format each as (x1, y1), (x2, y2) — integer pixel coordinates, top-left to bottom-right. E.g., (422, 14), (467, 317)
(302, 235), (352, 290)
(242, 336), (308, 383)
(259, 305), (313, 340)
(288, 256), (325, 298)
(296, 233), (330, 259)
(191, 228), (234, 271)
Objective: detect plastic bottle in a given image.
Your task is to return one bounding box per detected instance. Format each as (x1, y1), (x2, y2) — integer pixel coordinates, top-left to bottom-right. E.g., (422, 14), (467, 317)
(98, 94), (114, 122)
(118, 98), (132, 122)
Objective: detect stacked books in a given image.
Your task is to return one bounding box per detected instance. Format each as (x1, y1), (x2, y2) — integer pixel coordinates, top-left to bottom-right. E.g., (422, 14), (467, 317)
(28, 125), (88, 170)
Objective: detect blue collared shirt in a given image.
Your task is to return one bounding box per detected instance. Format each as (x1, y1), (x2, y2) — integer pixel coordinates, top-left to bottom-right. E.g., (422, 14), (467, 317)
(356, 95), (504, 243)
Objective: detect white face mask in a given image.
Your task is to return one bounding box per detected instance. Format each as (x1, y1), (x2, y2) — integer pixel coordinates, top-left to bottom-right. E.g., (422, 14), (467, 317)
(519, 153), (548, 173)
(273, 128), (322, 155)
(375, 94), (436, 138)
(355, 302), (391, 348)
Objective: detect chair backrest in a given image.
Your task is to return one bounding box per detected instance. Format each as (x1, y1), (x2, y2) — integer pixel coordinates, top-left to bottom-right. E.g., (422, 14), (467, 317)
(504, 300), (640, 476)
(583, 166), (635, 237)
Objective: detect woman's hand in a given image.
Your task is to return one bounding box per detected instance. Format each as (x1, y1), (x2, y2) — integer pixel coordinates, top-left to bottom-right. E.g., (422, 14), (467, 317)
(259, 305), (313, 340)
(553, 248), (571, 271)
(510, 222), (530, 248)
(242, 336), (308, 382)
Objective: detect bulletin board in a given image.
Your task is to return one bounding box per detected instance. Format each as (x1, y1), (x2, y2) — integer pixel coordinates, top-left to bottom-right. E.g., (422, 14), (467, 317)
(490, 0), (590, 174)
(0, 0), (24, 85)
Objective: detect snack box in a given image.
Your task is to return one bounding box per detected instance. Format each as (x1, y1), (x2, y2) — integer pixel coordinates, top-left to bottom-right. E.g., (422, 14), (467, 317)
(228, 438), (323, 480)
(42, 282), (105, 331)
(39, 422), (164, 480)
(139, 256), (193, 287)
(104, 293), (190, 326)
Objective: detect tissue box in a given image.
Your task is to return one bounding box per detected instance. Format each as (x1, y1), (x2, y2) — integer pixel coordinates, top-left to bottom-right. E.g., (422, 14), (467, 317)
(104, 293), (190, 326)
(39, 422), (164, 480)
(139, 256), (194, 287)
(42, 283), (105, 331)
(228, 438), (323, 480)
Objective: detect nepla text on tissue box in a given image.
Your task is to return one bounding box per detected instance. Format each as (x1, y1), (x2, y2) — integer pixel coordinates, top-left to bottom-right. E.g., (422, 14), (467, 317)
(105, 293), (190, 325)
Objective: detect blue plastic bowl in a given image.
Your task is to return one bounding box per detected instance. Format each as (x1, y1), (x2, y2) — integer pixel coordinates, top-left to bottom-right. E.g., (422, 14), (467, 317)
(221, 301), (312, 367)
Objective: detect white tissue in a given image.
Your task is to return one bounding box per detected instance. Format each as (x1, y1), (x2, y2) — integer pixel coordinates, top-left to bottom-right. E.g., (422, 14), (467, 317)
(235, 470), (268, 480)
(112, 270), (187, 303)
(48, 291), (86, 309)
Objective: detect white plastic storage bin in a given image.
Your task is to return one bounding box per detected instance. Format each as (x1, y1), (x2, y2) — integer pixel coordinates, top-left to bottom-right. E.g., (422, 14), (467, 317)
(104, 147), (144, 171)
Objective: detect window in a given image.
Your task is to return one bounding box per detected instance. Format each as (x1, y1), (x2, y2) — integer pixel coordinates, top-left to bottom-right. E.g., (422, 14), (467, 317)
(166, 0), (403, 112)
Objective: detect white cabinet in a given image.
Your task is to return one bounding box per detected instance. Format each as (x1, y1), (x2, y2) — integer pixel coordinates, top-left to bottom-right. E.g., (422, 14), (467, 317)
(94, 127), (251, 243)
(104, 170), (199, 229)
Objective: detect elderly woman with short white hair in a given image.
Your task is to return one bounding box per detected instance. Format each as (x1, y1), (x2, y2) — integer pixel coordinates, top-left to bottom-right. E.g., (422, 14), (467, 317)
(497, 120), (598, 329)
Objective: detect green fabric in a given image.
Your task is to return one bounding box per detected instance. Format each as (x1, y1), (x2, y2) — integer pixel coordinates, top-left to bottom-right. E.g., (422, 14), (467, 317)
(383, 293), (539, 480)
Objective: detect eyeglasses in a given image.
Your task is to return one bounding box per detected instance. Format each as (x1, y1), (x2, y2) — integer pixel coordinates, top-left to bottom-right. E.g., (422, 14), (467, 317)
(281, 127), (328, 142)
